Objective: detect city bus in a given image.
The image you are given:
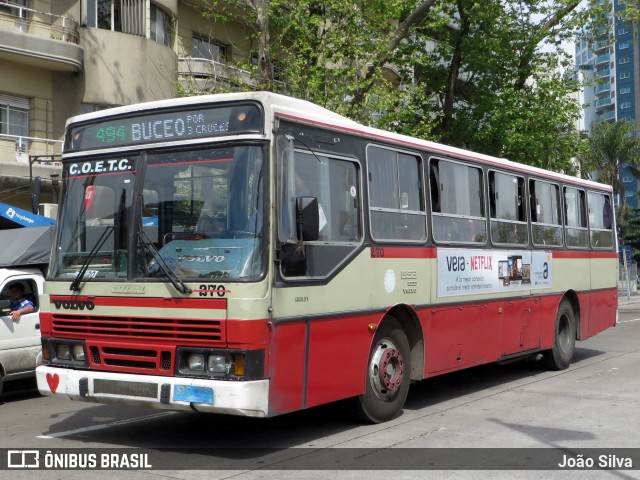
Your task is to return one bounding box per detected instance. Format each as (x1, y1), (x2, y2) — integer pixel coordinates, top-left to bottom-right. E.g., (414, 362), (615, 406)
(36, 91), (618, 423)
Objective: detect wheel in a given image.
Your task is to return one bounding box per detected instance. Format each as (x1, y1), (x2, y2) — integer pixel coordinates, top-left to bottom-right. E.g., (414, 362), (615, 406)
(542, 300), (576, 370)
(358, 318), (411, 423)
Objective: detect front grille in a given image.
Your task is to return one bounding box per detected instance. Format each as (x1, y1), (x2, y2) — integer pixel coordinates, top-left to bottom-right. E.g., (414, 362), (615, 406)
(104, 358), (157, 369)
(90, 346), (101, 364)
(51, 314), (224, 342)
(89, 344), (174, 375)
(160, 351), (172, 370)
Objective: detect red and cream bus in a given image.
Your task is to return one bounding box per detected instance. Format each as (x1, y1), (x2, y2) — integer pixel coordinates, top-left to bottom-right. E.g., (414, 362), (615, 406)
(36, 92), (618, 423)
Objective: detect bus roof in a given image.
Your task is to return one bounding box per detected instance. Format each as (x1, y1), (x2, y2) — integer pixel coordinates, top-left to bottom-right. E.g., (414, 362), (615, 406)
(66, 91), (611, 192)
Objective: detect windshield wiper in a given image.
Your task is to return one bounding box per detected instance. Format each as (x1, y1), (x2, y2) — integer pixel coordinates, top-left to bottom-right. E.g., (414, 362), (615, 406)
(70, 226), (113, 292)
(138, 228), (191, 295)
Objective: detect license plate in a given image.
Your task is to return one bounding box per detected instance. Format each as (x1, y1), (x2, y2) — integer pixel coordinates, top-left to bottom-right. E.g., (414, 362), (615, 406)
(173, 385), (214, 404)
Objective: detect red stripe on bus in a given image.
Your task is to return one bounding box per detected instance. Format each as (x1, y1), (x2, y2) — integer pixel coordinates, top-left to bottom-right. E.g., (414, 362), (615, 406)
(50, 296), (227, 309)
(552, 251), (618, 259)
(370, 246), (437, 259)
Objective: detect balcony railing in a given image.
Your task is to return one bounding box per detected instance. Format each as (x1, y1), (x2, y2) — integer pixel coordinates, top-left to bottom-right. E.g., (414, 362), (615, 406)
(595, 68), (610, 78)
(177, 57), (286, 92)
(178, 57), (257, 89)
(0, 133), (62, 165)
(0, 2), (79, 43)
(595, 97), (613, 108)
(600, 110), (616, 121)
(595, 83), (612, 94)
(595, 54), (611, 65)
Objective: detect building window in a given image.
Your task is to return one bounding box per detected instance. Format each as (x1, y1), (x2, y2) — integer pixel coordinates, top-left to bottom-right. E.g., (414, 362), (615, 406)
(619, 42), (630, 50)
(619, 28), (628, 35)
(193, 36), (228, 63)
(621, 102), (632, 109)
(0, 95), (29, 137)
(620, 72), (631, 79)
(0, 0), (27, 17)
(620, 87), (631, 94)
(86, 0), (145, 36)
(150, 3), (171, 47)
(619, 57), (630, 64)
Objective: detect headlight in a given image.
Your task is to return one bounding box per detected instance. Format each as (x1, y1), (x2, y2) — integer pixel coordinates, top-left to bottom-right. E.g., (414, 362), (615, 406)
(187, 353), (205, 370)
(56, 344), (71, 360)
(72, 344), (85, 361)
(207, 355), (227, 373)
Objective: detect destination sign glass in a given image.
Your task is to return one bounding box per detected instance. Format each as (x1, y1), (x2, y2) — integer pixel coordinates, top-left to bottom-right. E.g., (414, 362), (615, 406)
(65, 103), (263, 152)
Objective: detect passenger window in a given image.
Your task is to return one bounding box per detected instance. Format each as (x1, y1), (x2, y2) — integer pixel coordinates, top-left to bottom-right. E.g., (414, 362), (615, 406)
(564, 187), (588, 248)
(489, 171), (528, 245)
(430, 158), (486, 243)
(529, 179), (562, 246)
(368, 146), (426, 242)
(277, 134), (362, 279)
(588, 191), (614, 249)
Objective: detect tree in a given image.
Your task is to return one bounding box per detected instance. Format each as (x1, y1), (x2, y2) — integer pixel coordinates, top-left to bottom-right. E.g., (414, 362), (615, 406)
(581, 120), (640, 213)
(187, 1), (599, 171)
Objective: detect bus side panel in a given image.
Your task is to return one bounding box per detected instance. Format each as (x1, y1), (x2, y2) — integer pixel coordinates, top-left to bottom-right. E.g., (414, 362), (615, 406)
(305, 314), (375, 409)
(425, 303), (501, 374)
(536, 294), (563, 350)
(268, 322), (306, 416)
(587, 255), (618, 339)
(586, 288), (618, 339)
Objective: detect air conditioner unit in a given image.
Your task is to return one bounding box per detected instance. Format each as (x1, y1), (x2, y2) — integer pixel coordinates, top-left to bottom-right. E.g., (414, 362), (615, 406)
(39, 203), (58, 219)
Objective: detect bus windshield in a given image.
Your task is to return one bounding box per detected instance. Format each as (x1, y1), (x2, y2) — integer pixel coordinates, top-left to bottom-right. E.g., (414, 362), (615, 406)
(51, 145), (265, 283)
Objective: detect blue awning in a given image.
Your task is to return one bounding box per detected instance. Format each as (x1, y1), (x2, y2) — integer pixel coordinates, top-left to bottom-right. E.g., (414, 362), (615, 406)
(0, 202), (56, 229)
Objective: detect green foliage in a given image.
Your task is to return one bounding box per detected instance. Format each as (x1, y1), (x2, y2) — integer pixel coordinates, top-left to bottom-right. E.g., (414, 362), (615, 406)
(619, 208), (640, 264)
(580, 120), (640, 211)
(186, 0), (598, 173)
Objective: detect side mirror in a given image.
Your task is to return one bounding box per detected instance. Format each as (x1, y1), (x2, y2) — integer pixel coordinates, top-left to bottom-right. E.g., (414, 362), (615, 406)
(0, 299), (10, 315)
(296, 197), (319, 241)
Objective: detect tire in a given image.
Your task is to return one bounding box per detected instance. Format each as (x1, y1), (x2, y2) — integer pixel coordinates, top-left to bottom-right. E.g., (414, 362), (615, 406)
(357, 318), (411, 423)
(542, 300), (576, 371)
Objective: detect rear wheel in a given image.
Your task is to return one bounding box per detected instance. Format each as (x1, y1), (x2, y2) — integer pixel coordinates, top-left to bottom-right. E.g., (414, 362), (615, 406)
(542, 300), (576, 370)
(358, 318), (411, 423)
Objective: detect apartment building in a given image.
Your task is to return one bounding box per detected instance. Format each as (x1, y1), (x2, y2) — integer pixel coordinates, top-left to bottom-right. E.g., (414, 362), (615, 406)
(575, 0), (639, 208)
(0, 0), (258, 211)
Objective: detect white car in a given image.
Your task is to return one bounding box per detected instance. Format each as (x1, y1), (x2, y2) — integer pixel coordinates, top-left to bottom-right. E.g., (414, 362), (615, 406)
(0, 227), (52, 396)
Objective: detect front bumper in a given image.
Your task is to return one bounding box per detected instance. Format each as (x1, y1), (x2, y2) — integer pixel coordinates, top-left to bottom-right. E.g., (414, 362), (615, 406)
(36, 365), (269, 417)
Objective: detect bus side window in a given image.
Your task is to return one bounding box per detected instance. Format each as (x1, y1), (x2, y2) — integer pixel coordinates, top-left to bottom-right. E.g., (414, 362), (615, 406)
(588, 191), (614, 249)
(489, 171), (528, 245)
(429, 161), (440, 213)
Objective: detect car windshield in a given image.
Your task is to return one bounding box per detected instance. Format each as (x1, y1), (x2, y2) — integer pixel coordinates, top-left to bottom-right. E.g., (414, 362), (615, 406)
(51, 145), (265, 283)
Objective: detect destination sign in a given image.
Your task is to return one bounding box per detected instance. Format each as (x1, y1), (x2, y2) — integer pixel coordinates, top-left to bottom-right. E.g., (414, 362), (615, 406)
(65, 103), (263, 152)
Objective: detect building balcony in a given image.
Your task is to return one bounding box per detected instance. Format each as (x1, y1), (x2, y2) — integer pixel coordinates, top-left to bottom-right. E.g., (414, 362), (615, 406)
(599, 110), (616, 122)
(594, 97), (614, 112)
(0, 133), (62, 166)
(595, 82), (612, 95)
(178, 57), (257, 91)
(595, 54), (611, 66)
(595, 68), (610, 78)
(593, 41), (609, 54)
(0, 2), (83, 72)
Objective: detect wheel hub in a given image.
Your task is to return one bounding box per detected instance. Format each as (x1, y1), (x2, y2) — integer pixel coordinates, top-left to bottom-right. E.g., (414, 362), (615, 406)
(378, 347), (403, 391)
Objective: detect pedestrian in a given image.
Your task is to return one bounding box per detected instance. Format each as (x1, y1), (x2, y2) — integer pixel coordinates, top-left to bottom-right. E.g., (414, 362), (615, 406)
(9, 283), (34, 322)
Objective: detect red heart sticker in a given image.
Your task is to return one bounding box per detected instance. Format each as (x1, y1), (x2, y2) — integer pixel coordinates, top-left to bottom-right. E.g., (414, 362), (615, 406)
(46, 373), (60, 394)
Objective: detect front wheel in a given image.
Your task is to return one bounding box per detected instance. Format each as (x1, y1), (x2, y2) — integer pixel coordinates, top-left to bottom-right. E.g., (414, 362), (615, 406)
(358, 318), (411, 423)
(542, 300), (576, 370)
